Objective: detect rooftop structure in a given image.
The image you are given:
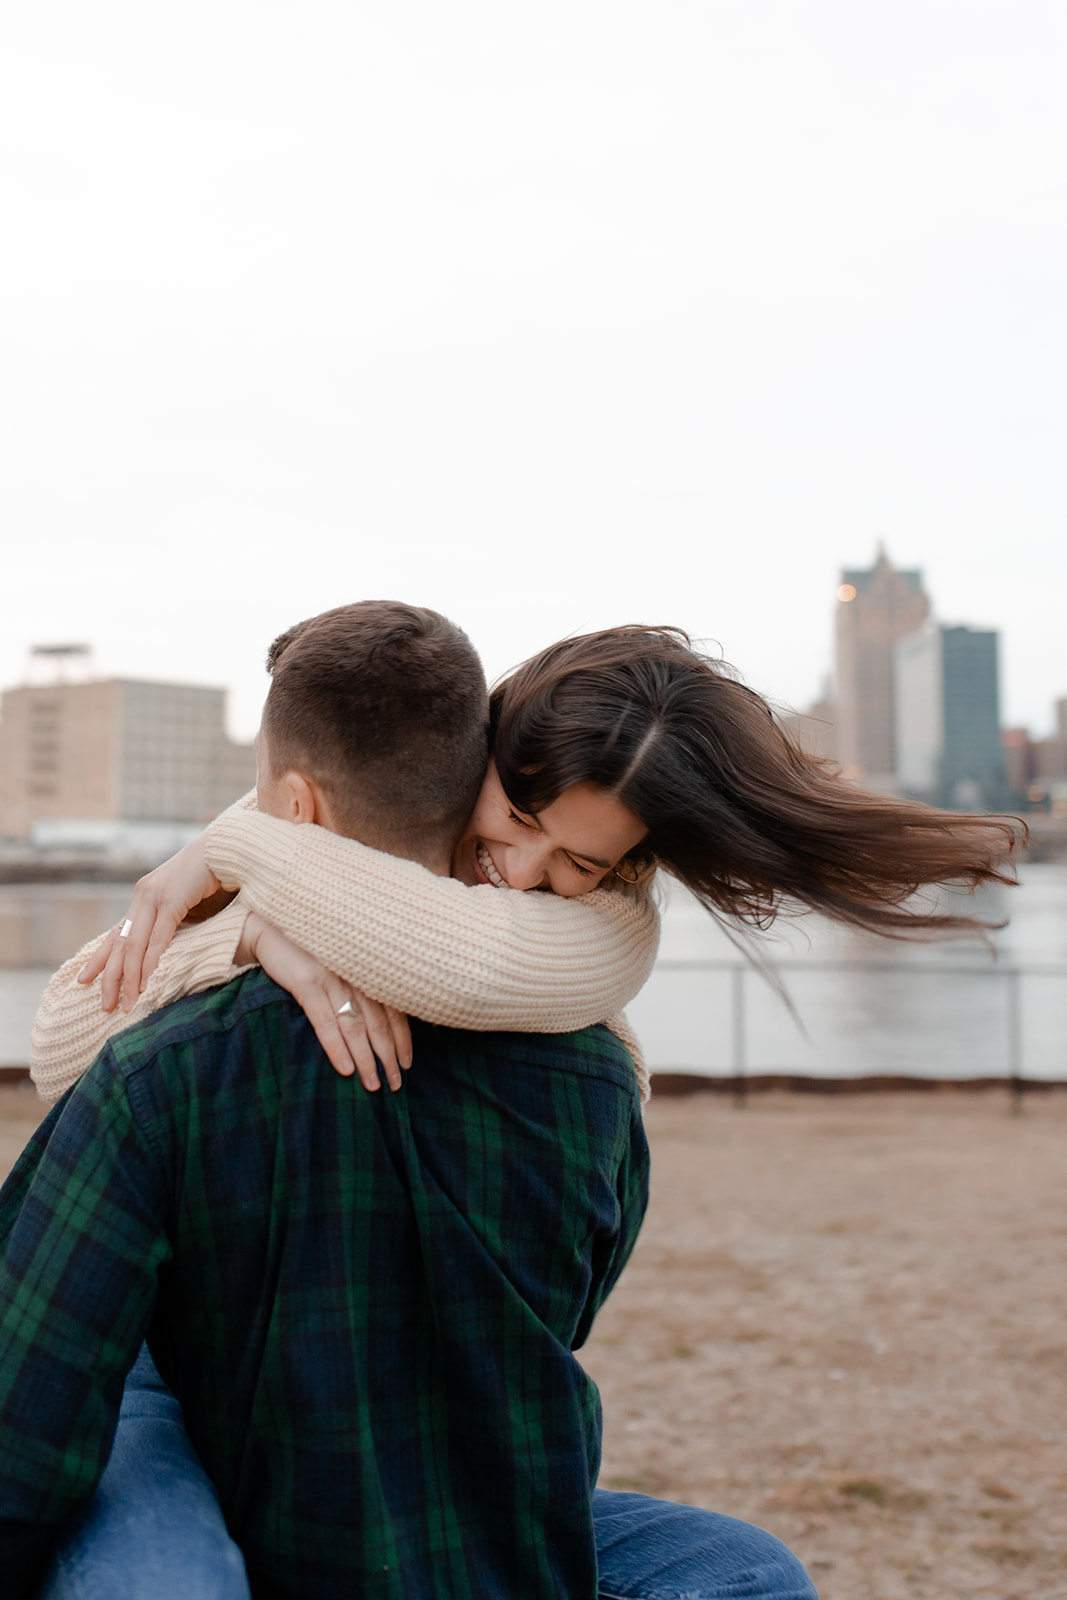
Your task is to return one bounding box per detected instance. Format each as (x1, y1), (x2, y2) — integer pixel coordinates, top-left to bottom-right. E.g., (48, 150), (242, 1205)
(0, 674), (255, 844)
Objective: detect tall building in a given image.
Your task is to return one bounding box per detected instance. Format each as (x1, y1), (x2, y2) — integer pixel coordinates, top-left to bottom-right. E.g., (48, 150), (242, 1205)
(999, 696), (1067, 800)
(0, 676), (255, 843)
(1037, 695), (1067, 780)
(1001, 727), (1031, 798)
(894, 622), (1005, 809)
(834, 545), (930, 787)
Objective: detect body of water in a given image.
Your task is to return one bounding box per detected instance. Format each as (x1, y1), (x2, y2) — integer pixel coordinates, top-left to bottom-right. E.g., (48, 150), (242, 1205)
(2, 867), (1065, 1079)
(0, 883), (134, 1068)
(628, 863), (1067, 1080)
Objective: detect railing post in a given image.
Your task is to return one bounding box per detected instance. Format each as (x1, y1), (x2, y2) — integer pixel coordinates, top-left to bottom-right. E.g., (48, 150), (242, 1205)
(1007, 967), (1024, 1116)
(732, 965), (747, 1108)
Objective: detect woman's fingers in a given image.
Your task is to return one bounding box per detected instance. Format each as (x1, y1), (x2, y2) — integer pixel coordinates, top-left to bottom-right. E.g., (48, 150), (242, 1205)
(107, 914), (157, 1012)
(104, 896), (167, 1011)
(101, 839), (224, 1010)
(307, 988), (407, 1091)
(249, 922), (384, 1089)
(123, 881), (195, 1000)
(386, 1005), (413, 1072)
(228, 912), (403, 1092)
(116, 902), (161, 1009)
(78, 927), (120, 992)
(87, 888), (191, 1014)
(77, 924), (136, 1014)
(137, 910), (188, 999)
(303, 987), (378, 1089)
(338, 992), (403, 1092)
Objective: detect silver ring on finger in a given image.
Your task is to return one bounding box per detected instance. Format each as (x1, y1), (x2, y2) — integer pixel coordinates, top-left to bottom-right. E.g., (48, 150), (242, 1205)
(119, 919), (134, 939)
(336, 1000), (355, 1018)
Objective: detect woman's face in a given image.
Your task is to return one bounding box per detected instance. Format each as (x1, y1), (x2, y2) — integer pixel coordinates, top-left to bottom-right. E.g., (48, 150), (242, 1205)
(452, 761), (647, 897)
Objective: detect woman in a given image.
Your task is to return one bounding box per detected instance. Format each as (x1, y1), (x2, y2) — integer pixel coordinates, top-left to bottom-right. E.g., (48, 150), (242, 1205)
(31, 623), (1018, 1600)
(34, 625), (1019, 1106)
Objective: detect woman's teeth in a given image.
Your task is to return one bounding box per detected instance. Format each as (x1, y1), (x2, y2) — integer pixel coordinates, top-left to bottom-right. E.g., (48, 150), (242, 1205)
(477, 842), (508, 888)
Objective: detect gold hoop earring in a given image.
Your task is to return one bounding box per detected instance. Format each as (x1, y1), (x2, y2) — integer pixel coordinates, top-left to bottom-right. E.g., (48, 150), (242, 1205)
(613, 858), (642, 885)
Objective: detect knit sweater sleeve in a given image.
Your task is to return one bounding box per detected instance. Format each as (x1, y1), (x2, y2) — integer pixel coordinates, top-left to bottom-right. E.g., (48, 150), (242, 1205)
(29, 901), (252, 1104)
(204, 807), (660, 1034)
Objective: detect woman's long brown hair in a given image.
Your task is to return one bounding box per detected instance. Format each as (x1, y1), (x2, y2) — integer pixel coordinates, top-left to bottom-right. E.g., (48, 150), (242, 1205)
(491, 626), (1022, 939)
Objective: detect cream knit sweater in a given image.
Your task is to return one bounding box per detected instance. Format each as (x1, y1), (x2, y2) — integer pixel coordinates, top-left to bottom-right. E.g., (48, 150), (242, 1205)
(31, 799), (658, 1104)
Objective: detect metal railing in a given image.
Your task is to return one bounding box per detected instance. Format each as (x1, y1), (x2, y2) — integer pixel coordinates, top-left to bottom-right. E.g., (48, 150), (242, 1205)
(650, 958), (1067, 1111)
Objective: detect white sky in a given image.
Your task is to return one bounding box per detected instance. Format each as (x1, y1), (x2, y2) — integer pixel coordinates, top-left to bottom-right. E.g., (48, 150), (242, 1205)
(2, 0), (1064, 741)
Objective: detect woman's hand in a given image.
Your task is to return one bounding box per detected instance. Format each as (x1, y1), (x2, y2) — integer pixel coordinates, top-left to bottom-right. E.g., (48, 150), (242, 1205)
(242, 914), (413, 1091)
(78, 835), (224, 1011)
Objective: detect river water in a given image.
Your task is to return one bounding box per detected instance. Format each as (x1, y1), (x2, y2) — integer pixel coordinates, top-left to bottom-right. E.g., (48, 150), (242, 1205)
(627, 862), (1067, 1080)
(2, 867), (1065, 1079)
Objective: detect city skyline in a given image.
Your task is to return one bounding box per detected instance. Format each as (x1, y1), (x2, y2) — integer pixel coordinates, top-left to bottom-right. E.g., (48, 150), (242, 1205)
(1, 555), (1062, 846)
(4, 541), (1063, 749)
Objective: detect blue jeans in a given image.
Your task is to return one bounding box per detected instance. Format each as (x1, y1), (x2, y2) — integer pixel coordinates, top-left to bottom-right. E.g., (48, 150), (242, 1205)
(40, 1348), (248, 1600)
(42, 1348), (817, 1600)
(592, 1491), (817, 1599)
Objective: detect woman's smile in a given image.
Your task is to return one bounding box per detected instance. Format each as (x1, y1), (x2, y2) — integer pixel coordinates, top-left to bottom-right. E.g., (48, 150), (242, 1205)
(475, 841), (509, 888)
(454, 760), (647, 898)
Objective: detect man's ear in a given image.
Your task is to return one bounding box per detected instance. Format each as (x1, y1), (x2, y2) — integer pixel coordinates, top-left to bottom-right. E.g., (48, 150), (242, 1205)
(277, 771), (333, 827)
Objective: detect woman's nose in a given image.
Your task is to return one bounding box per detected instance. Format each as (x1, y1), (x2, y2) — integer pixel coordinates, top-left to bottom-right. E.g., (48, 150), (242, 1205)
(504, 842), (549, 891)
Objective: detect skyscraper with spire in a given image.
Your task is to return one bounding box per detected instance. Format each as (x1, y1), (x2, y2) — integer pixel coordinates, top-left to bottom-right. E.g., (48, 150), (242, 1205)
(834, 544), (930, 788)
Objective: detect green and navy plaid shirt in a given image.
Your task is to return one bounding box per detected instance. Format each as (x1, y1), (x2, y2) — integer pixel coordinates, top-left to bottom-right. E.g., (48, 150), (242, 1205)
(0, 968), (648, 1599)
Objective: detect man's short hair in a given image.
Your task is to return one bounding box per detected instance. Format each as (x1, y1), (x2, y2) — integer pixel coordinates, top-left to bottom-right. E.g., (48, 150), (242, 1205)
(263, 601), (488, 853)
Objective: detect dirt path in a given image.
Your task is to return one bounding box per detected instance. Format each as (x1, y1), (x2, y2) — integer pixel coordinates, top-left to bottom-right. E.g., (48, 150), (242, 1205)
(3, 1084), (1065, 1597)
(0, 1084), (46, 1181)
(580, 1089), (1067, 1599)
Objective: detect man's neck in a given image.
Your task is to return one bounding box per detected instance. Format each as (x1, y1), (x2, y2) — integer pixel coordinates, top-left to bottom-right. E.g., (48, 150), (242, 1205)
(263, 765), (455, 877)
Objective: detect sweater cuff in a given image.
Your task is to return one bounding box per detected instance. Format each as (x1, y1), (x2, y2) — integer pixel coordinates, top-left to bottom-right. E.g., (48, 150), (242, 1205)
(173, 898), (252, 985)
(205, 808), (297, 894)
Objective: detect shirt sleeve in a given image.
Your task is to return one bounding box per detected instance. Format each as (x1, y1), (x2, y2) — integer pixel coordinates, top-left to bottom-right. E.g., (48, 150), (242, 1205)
(204, 807), (660, 1034)
(29, 901), (253, 1105)
(0, 1058), (172, 1593)
(571, 1087), (650, 1350)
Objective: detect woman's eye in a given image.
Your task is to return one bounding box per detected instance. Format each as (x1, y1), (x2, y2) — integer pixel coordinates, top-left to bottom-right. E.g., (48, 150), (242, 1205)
(508, 809), (535, 829)
(566, 857), (595, 877)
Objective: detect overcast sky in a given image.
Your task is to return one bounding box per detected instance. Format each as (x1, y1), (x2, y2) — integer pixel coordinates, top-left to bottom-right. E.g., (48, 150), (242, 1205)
(2, 0), (1064, 740)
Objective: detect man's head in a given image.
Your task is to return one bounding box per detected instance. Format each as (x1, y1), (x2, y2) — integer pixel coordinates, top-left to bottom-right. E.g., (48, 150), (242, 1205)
(258, 601), (488, 870)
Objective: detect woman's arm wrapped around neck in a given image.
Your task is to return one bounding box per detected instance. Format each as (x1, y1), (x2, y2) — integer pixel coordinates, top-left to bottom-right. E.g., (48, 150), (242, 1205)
(204, 804), (660, 1034)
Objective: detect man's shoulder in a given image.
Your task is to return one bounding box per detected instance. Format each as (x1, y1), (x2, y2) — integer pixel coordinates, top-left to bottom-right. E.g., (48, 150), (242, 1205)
(103, 968), (292, 1078)
(410, 1019), (639, 1101)
(82, 970), (311, 1149)
(499, 1022), (636, 1088)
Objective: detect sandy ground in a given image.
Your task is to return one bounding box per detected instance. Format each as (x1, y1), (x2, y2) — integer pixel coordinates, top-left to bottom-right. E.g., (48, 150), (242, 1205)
(0, 1082), (48, 1182)
(2, 1082), (1065, 1599)
(581, 1088), (1067, 1600)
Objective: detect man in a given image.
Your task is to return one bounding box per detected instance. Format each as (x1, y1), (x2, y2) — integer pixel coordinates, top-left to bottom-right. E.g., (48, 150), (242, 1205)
(0, 602), (816, 1598)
